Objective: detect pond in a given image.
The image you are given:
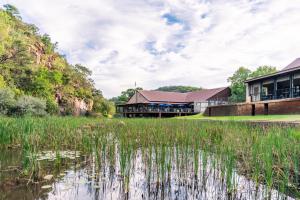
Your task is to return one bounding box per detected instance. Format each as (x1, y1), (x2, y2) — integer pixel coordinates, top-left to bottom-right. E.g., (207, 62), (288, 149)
(0, 147), (296, 200)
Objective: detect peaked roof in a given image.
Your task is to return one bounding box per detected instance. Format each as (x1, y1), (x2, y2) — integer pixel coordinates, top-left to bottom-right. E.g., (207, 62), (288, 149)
(138, 90), (187, 103)
(185, 87), (228, 102)
(245, 57), (300, 83)
(282, 58), (300, 71)
(126, 87), (229, 104)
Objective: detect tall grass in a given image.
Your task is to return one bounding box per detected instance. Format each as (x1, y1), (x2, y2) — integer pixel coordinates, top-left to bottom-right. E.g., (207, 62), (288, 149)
(0, 117), (299, 198)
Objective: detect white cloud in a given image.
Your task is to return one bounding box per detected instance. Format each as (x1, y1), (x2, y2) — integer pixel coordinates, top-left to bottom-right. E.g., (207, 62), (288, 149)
(2, 0), (300, 97)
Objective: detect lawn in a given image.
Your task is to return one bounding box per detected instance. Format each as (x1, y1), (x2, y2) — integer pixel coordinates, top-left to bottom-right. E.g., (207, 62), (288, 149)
(178, 113), (300, 122)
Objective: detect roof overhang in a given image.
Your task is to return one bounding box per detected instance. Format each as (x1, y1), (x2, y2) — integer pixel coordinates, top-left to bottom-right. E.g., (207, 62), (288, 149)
(245, 66), (300, 83)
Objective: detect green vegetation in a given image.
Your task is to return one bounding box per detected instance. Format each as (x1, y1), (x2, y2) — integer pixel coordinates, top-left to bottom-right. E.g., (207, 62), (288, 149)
(155, 85), (202, 93)
(179, 114), (300, 122)
(0, 117), (299, 198)
(228, 66), (277, 102)
(110, 87), (143, 104)
(0, 5), (113, 116)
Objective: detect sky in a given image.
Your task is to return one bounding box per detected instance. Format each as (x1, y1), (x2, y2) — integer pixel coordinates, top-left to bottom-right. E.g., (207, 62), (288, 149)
(1, 0), (300, 98)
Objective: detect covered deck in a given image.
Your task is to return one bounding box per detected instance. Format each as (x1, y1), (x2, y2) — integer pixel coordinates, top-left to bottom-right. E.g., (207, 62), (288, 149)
(246, 59), (300, 103)
(116, 103), (195, 118)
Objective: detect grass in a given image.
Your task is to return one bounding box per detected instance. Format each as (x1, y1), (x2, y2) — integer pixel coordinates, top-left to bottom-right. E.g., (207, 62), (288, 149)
(178, 113), (300, 121)
(0, 116), (299, 198)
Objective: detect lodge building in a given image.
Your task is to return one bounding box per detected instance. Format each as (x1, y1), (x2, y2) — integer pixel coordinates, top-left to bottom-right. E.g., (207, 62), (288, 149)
(116, 87), (230, 117)
(205, 58), (300, 116)
(117, 58), (300, 117)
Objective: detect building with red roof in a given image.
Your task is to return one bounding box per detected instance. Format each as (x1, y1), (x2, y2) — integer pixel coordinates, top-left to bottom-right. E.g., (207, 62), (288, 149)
(117, 87), (230, 117)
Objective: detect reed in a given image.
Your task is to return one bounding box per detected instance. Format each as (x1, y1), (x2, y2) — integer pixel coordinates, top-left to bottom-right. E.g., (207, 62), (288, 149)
(0, 117), (299, 198)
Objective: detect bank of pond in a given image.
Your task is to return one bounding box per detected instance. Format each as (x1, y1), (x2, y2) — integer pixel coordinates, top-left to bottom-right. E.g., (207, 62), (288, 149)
(0, 117), (299, 199)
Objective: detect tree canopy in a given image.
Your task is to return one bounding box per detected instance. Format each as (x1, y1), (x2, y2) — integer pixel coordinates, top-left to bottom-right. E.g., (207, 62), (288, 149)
(155, 85), (202, 93)
(110, 87), (143, 104)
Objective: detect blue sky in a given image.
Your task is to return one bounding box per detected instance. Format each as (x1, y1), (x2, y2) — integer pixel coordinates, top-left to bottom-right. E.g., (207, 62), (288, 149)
(2, 0), (300, 97)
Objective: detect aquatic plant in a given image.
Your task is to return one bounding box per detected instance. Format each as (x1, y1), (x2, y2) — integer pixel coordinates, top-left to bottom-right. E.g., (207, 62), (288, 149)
(0, 117), (299, 199)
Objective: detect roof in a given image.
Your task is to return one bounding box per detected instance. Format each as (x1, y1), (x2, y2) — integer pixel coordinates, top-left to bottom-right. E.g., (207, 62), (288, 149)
(282, 58), (300, 71)
(185, 87), (228, 102)
(139, 90), (187, 103)
(245, 58), (300, 83)
(126, 87), (229, 104)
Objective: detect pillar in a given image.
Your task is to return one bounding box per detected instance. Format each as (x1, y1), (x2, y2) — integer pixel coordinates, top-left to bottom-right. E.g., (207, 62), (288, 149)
(245, 83), (251, 103)
(273, 78), (277, 99)
(290, 74), (293, 98)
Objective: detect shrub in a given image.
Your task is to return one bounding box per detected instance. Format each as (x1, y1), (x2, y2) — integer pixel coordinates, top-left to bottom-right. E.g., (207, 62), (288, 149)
(46, 98), (59, 115)
(15, 95), (47, 116)
(93, 99), (115, 117)
(0, 88), (16, 115)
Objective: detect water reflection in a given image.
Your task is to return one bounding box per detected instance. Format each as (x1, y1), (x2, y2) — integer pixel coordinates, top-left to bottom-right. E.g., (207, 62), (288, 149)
(0, 147), (297, 200)
(38, 149), (295, 200)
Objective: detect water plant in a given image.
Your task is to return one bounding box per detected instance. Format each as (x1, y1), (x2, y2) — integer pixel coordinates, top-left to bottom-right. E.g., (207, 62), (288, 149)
(0, 117), (299, 199)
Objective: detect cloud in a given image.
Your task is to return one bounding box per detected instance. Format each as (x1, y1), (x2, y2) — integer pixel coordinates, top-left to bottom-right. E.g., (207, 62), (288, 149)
(2, 0), (300, 97)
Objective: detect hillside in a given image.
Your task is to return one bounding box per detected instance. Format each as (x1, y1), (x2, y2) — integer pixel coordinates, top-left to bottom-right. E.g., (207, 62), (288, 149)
(0, 5), (113, 116)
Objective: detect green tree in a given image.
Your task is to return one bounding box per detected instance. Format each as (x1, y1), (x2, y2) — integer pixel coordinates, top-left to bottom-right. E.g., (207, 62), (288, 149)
(249, 66), (276, 78)
(156, 85), (202, 93)
(0, 75), (6, 88)
(228, 66), (277, 102)
(228, 67), (251, 102)
(111, 87), (143, 104)
(3, 4), (20, 18)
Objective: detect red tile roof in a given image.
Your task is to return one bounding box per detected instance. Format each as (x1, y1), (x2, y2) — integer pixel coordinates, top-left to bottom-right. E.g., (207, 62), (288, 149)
(139, 90), (187, 103)
(127, 87), (229, 104)
(185, 87), (228, 102)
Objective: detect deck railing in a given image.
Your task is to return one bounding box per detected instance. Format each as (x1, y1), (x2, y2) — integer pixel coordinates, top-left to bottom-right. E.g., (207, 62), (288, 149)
(252, 87), (300, 101)
(122, 107), (194, 113)
(116, 105), (195, 114)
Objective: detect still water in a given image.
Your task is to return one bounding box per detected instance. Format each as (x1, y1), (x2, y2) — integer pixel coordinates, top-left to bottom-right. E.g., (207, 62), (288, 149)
(0, 148), (297, 200)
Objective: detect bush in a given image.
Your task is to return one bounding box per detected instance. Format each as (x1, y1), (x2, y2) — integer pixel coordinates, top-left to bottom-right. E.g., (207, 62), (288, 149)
(46, 98), (59, 115)
(15, 95), (47, 116)
(0, 88), (16, 115)
(93, 99), (115, 117)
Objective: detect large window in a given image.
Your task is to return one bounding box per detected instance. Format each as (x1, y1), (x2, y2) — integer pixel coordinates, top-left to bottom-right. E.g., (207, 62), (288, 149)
(262, 80), (274, 100)
(250, 83), (261, 101)
(276, 76), (290, 99)
(293, 73), (300, 97)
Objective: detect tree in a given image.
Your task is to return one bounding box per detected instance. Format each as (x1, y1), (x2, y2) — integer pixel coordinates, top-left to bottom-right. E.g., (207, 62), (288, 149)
(228, 67), (251, 102)
(156, 85), (202, 93)
(111, 87), (143, 104)
(74, 64), (92, 77)
(228, 66), (277, 102)
(3, 4), (21, 18)
(93, 99), (115, 117)
(249, 65), (276, 78)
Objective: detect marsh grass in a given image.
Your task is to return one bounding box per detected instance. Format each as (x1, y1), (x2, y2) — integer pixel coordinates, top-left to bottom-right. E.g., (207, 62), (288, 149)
(0, 117), (299, 198)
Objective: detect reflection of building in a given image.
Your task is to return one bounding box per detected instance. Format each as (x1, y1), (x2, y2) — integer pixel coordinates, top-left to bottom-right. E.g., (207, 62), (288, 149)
(116, 87), (230, 117)
(205, 58), (300, 116)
